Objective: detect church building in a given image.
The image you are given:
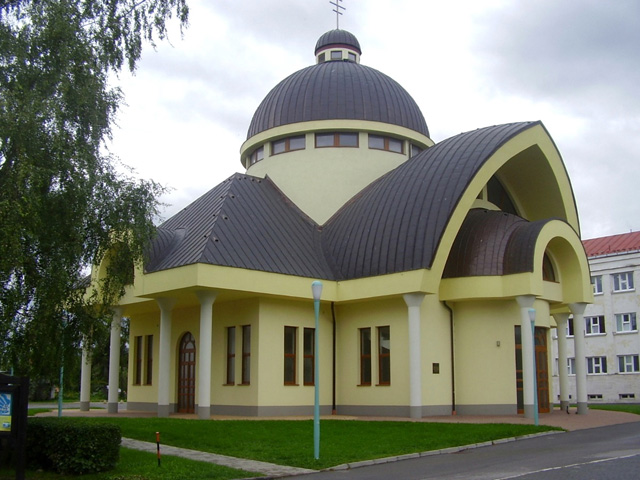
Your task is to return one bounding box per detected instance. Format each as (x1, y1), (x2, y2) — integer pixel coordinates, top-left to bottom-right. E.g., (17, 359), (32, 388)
(87, 29), (593, 419)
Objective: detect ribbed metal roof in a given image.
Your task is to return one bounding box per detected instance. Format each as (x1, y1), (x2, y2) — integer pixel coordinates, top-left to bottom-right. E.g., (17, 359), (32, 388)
(583, 231), (640, 257)
(246, 61), (429, 139)
(442, 209), (550, 278)
(145, 174), (334, 279)
(321, 122), (538, 279)
(314, 29), (362, 55)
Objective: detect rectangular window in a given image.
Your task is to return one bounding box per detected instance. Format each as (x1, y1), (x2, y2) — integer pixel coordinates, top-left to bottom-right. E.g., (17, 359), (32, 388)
(271, 135), (305, 155)
(588, 394), (603, 400)
(331, 50), (342, 60)
(315, 132), (358, 148)
(242, 325), (251, 385)
(567, 357), (576, 375)
(585, 315), (606, 335)
(303, 328), (315, 386)
(360, 328), (372, 385)
(284, 326), (297, 385)
(620, 393), (636, 399)
(368, 134), (404, 153)
(591, 275), (603, 295)
(587, 356), (608, 374)
(226, 327), (235, 385)
(378, 326), (391, 385)
(615, 313), (637, 332)
(618, 354), (640, 373)
(249, 146), (264, 165)
(145, 335), (153, 385)
(566, 317), (574, 337)
(134, 335), (143, 385)
(410, 144), (423, 157)
(612, 272), (634, 292)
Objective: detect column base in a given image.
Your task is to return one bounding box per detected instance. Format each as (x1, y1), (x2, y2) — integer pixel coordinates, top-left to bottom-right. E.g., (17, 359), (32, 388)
(158, 404), (171, 418)
(409, 405), (422, 419)
(577, 402), (589, 415)
(197, 405), (211, 419)
(107, 402), (118, 414)
(79, 401), (90, 412)
(560, 400), (570, 412)
(523, 404), (535, 419)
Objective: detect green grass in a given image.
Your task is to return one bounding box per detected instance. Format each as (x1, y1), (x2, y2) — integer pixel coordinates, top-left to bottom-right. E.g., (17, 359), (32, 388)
(0, 447), (259, 480)
(28, 408), (52, 416)
(79, 417), (557, 470)
(590, 404), (640, 415)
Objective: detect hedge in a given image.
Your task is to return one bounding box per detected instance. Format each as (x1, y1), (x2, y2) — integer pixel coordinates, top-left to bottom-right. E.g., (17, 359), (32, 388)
(26, 417), (121, 474)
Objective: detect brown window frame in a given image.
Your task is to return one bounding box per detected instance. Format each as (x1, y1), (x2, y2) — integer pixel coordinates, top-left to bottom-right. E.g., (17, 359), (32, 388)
(249, 146), (264, 166)
(378, 326), (391, 385)
(315, 132), (359, 148)
(134, 335), (143, 385)
(284, 326), (297, 385)
(271, 135), (306, 155)
(241, 325), (251, 385)
(303, 328), (315, 386)
(144, 335), (153, 385)
(226, 326), (236, 385)
(368, 134), (404, 154)
(359, 328), (372, 386)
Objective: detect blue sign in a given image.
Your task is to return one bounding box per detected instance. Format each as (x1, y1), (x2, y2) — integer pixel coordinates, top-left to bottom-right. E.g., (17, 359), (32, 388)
(0, 392), (12, 431)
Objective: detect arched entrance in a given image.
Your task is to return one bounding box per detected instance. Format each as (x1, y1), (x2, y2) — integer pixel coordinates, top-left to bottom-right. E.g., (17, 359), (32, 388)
(178, 332), (196, 413)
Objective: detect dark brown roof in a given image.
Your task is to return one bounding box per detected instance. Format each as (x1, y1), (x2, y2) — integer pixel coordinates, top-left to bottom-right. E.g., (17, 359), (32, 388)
(147, 122), (544, 281)
(314, 29), (362, 55)
(583, 231), (640, 257)
(246, 61), (429, 139)
(443, 209), (550, 278)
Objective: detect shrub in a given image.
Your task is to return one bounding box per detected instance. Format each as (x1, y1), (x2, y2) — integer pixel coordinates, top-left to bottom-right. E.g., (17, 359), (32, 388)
(26, 418), (121, 474)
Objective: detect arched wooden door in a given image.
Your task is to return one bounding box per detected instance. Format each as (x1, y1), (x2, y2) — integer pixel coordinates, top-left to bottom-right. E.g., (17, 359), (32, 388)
(178, 332), (196, 413)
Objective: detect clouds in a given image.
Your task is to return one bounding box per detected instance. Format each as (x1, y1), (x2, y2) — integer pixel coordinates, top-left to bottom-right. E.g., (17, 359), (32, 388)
(108, 0), (639, 239)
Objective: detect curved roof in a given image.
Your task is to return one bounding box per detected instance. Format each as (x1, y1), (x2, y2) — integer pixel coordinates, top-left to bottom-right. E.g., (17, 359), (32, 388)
(246, 60), (429, 139)
(314, 29), (362, 55)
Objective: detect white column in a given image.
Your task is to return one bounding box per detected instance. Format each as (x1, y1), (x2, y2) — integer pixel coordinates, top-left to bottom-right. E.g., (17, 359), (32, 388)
(107, 308), (123, 414)
(156, 298), (176, 417)
(553, 313), (570, 411)
(516, 295), (536, 419)
(570, 303), (588, 415)
(196, 290), (217, 419)
(80, 337), (92, 411)
(403, 293), (425, 419)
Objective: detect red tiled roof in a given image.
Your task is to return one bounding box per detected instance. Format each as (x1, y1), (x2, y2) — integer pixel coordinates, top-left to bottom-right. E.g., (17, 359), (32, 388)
(583, 231), (640, 257)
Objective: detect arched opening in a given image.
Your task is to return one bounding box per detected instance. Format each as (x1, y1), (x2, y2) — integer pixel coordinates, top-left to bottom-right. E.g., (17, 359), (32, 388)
(178, 332), (196, 413)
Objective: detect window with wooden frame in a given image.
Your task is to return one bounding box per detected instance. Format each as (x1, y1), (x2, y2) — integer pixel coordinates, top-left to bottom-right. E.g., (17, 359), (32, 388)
(241, 325), (251, 385)
(134, 335), (143, 385)
(378, 326), (391, 385)
(284, 326), (297, 385)
(145, 335), (153, 385)
(271, 135), (305, 155)
(315, 132), (358, 148)
(249, 146), (264, 166)
(359, 328), (372, 385)
(226, 326), (236, 385)
(303, 328), (315, 386)
(368, 134), (404, 154)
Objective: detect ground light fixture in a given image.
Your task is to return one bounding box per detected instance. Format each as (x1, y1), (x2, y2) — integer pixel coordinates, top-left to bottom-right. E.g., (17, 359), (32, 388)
(528, 308), (538, 426)
(311, 280), (323, 460)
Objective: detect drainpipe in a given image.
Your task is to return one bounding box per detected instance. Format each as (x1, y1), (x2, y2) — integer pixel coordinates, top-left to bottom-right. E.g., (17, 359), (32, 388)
(331, 302), (337, 415)
(443, 301), (456, 415)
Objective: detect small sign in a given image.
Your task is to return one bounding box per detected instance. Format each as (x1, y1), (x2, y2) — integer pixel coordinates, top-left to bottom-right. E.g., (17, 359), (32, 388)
(0, 392), (12, 432)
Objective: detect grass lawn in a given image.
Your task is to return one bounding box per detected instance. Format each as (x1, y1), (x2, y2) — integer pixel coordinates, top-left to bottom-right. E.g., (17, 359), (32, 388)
(590, 404), (640, 415)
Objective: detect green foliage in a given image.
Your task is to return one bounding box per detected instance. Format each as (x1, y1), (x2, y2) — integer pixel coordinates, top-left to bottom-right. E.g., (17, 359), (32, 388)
(26, 417), (121, 474)
(591, 404), (640, 415)
(0, 0), (189, 381)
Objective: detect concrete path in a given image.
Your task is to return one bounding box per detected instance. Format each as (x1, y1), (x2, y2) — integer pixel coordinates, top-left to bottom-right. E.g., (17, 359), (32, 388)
(121, 437), (316, 478)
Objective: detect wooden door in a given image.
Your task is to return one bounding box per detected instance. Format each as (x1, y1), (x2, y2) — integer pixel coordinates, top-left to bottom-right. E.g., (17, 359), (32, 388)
(514, 326), (550, 414)
(178, 332), (196, 413)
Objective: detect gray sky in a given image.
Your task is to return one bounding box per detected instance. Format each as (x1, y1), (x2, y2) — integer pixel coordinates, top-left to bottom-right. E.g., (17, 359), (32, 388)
(108, 0), (640, 240)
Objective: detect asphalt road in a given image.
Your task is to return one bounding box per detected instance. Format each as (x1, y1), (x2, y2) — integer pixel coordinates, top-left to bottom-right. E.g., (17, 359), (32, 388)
(283, 421), (640, 480)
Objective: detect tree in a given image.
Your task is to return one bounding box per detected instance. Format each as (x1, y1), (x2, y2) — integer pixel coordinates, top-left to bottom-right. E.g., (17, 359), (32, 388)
(0, 0), (189, 381)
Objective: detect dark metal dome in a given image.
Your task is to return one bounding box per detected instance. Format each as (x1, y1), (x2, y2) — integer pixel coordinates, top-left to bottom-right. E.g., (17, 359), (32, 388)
(314, 29), (361, 55)
(246, 61), (429, 138)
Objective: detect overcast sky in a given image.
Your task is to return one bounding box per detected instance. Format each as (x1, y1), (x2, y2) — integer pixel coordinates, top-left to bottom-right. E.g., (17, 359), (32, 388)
(107, 0), (640, 240)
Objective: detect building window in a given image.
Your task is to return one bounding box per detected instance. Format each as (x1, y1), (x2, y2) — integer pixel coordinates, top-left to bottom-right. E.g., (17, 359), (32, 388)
(226, 327), (236, 385)
(249, 146), (264, 166)
(315, 132), (358, 148)
(359, 328), (372, 386)
(134, 335), (143, 385)
(145, 335), (153, 385)
(284, 326), (297, 385)
(348, 52), (356, 62)
(271, 135), (305, 155)
(585, 315), (606, 335)
(410, 144), (423, 157)
(587, 356), (607, 374)
(612, 272), (634, 292)
(567, 357), (576, 375)
(566, 317), (574, 337)
(368, 134), (404, 153)
(620, 393), (636, 399)
(618, 354), (639, 373)
(318, 52), (326, 63)
(378, 326), (391, 385)
(615, 313), (637, 333)
(331, 50), (342, 60)
(303, 328), (315, 386)
(242, 325), (251, 385)
(588, 394), (603, 400)
(542, 253), (556, 282)
(591, 275), (603, 295)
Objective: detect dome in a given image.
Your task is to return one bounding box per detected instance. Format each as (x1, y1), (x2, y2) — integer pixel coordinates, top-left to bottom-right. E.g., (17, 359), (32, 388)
(314, 29), (361, 55)
(246, 32), (429, 138)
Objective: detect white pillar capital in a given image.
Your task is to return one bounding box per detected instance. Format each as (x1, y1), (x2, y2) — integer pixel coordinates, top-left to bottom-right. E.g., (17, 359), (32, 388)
(403, 292), (426, 308)
(516, 295), (536, 309)
(569, 302), (587, 316)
